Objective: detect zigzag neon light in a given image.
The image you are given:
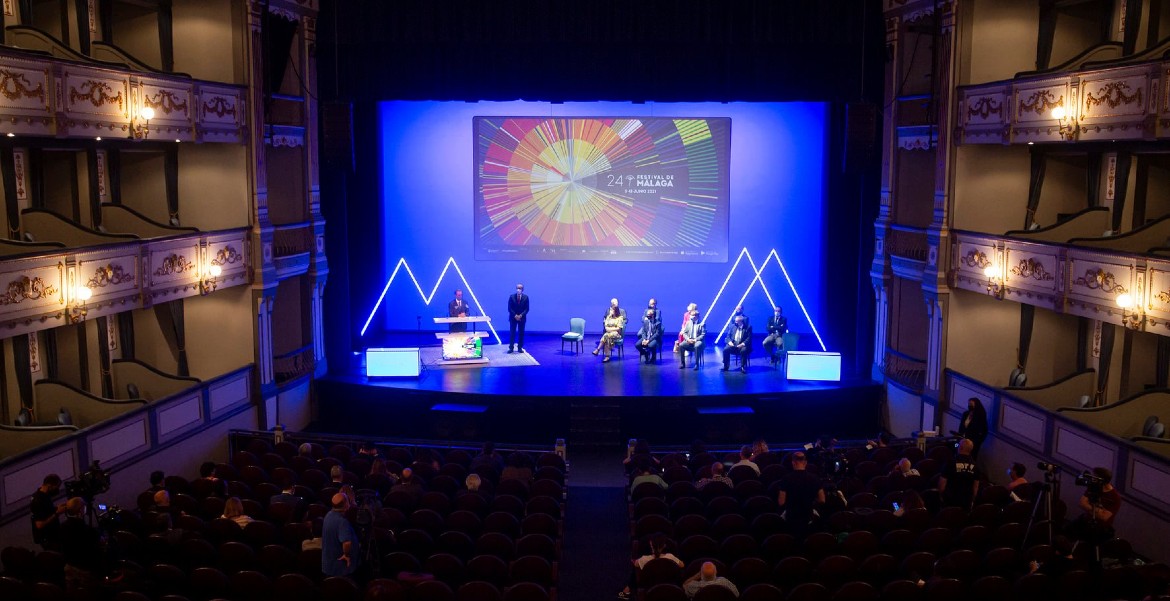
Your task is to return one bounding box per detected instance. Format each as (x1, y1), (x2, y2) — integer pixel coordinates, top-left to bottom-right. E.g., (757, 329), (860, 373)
(703, 248), (827, 351)
(359, 257), (503, 345)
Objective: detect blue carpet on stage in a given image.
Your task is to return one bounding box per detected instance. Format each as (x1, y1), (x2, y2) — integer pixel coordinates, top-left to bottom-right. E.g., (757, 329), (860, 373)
(420, 344), (540, 368)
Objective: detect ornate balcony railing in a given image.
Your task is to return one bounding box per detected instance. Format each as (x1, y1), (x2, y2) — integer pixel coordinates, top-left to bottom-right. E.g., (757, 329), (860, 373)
(884, 347), (926, 393)
(887, 225), (929, 262)
(273, 222), (314, 258)
(274, 344), (314, 383)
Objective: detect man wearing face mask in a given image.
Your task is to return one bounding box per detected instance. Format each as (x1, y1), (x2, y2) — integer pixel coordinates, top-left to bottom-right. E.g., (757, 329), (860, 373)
(635, 309), (663, 364)
(679, 309), (706, 370)
(507, 283), (529, 353)
(762, 306), (788, 365)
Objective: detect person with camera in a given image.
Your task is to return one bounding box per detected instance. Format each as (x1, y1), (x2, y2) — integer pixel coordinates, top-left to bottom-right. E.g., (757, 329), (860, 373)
(60, 497), (105, 592)
(30, 474), (65, 550)
(1068, 467), (1121, 544)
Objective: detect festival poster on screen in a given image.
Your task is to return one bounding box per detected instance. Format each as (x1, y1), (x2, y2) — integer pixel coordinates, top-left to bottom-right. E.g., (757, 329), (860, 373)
(474, 117), (731, 262)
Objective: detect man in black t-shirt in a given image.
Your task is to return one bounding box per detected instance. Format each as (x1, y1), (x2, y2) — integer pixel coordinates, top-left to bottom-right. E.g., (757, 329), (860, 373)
(778, 452), (825, 538)
(939, 439), (979, 509)
(30, 474), (64, 549)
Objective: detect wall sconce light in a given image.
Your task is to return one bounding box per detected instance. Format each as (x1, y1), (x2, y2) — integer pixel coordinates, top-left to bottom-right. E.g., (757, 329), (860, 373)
(1051, 105), (1077, 141)
(129, 106), (154, 140)
(68, 285), (92, 324)
(200, 264), (222, 295)
(983, 265), (1005, 300)
(1116, 292), (1145, 329)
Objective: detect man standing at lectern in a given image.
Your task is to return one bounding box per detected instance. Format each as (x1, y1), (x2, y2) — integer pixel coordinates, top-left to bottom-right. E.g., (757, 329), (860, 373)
(507, 283), (529, 353)
(448, 289), (469, 333)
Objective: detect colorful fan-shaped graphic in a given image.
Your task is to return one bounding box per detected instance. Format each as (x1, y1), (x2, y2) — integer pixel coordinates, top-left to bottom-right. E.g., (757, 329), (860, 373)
(474, 117), (730, 262)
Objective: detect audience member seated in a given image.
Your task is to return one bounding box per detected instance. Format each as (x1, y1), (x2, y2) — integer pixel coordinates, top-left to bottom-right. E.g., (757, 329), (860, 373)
(938, 439), (979, 510)
(624, 439), (660, 474)
(147, 470), (166, 494)
(731, 446), (760, 475)
(199, 461), (228, 497)
(471, 441), (506, 474)
(329, 465), (346, 487)
(631, 460), (667, 491)
(696, 462), (732, 490)
(501, 453), (535, 483)
(683, 561), (739, 599)
(749, 439), (776, 467)
(358, 441), (380, 458)
(390, 467), (426, 502)
(60, 497), (104, 592)
(1005, 462), (1028, 492)
(222, 496), (255, 527)
(894, 489), (925, 517)
(891, 458), (920, 477)
(271, 477), (305, 510)
(618, 532), (684, 600)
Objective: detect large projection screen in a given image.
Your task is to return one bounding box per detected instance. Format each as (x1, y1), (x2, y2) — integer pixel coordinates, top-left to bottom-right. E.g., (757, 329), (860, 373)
(474, 117), (731, 262)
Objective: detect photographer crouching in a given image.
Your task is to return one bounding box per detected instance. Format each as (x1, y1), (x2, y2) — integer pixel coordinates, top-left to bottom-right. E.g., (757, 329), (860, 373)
(1067, 467), (1122, 551)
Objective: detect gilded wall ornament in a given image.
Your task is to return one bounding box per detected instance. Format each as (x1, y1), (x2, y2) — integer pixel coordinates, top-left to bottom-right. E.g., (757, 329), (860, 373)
(1074, 268), (1126, 294)
(1084, 81), (1142, 111)
(210, 245), (243, 266)
(0, 276), (57, 305)
(144, 90), (189, 115)
(967, 97), (1003, 120)
(0, 69), (44, 102)
(87, 264), (134, 288)
(959, 249), (992, 269)
(154, 254), (194, 276)
(1017, 90), (1062, 117)
(69, 80), (124, 110)
(203, 97), (237, 119)
(1010, 258), (1054, 281)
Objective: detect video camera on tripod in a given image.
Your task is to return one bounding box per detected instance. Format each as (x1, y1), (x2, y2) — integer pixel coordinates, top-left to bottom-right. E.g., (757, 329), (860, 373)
(1075, 470), (1106, 501)
(64, 460), (111, 502)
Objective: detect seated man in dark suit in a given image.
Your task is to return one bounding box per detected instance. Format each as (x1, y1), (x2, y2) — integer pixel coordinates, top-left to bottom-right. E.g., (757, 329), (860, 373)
(722, 315), (752, 373)
(678, 309), (706, 370)
(635, 309), (663, 364)
(762, 306), (788, 365)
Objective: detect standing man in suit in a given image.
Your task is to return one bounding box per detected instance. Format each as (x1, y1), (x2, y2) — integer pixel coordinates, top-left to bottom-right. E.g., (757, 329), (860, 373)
(722, 314), (753, 373)
(507, 283), (529, 353)
(763, 306), (789, 365)
(635, 309), (663, 364)
(678, 309), (706, 370)
(448, 289), (470, 333)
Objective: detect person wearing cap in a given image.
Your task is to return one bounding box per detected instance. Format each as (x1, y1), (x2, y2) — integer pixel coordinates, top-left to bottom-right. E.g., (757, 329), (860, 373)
(322, 492), (359, 577)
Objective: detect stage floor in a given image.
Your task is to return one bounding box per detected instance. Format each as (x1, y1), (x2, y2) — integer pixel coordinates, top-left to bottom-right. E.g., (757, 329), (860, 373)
(339, 333), (867, 399)
(316, 334), (882, 445)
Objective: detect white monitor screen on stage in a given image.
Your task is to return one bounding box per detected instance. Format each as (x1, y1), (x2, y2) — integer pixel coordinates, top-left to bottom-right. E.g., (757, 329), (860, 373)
(366, 348), (420, 377)
(786, 351), (842, 382)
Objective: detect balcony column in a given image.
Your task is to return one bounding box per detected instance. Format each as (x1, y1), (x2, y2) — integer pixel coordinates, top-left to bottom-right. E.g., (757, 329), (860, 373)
(254, 289), (275, 394)
(923, 291), (949, 413)
(310, 277), (327, 376)
(872, 13), (900, 380)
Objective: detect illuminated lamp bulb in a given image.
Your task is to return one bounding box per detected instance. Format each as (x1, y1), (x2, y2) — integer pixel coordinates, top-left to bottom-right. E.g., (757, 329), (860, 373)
(74, 286), (92, 302)
(139, 107), (155, 121)
(983, 266), (996, 278)
(208, 265), (222, 277)
(1051, 106), (1066, 120)
(1116, 293), (1133, 309)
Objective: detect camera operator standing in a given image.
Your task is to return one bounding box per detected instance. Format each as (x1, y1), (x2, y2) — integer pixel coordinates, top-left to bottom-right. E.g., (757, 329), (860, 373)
(1071, 467), (1121, 542)
(30, 474), (65, 550)
(60, 497), (105, 592)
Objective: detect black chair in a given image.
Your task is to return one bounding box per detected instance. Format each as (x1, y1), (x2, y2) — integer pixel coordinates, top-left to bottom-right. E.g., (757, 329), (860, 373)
(638, 557), (684, 589)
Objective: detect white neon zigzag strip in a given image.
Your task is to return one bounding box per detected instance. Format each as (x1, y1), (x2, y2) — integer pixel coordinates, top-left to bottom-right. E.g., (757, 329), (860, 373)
(705, 248), (827, 351)
(359, 257), (503, 345)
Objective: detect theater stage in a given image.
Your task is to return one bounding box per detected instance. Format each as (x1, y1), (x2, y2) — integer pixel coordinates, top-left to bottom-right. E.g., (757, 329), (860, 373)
(315, 333), (882, 448)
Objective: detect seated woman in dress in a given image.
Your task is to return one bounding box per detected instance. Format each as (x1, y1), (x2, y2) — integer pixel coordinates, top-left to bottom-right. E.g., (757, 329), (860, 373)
(599, 306), (624, 362)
